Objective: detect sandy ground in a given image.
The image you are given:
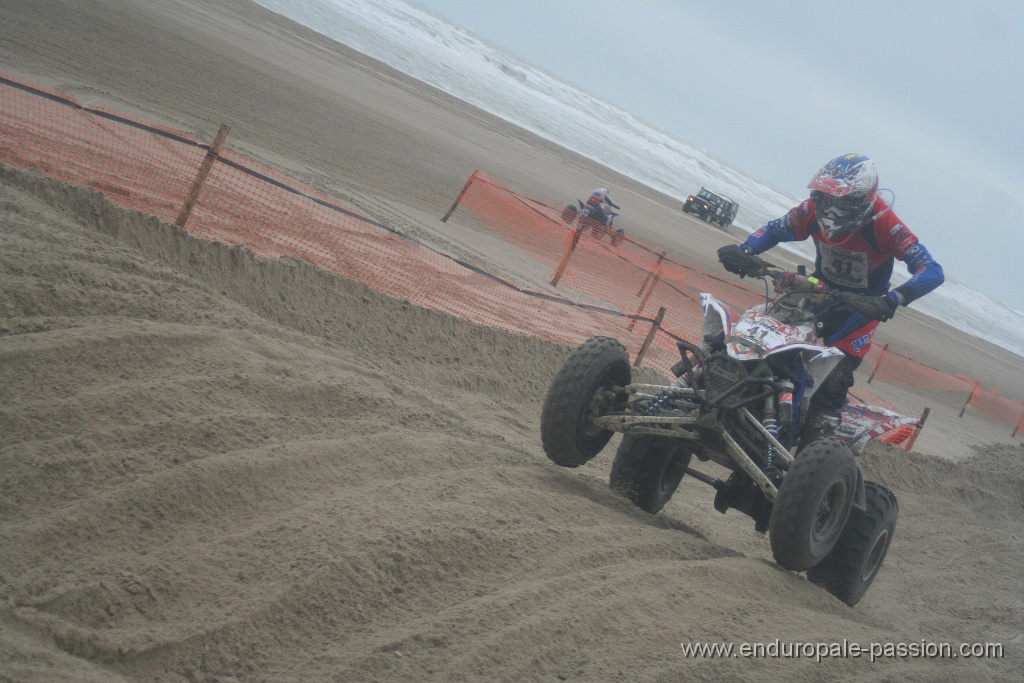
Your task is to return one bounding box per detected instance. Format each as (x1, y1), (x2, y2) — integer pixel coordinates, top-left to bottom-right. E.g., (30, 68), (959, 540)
(1, 1), (1023, 681)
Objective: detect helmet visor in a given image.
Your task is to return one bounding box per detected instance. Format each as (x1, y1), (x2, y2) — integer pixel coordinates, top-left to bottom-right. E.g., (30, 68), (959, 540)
(810, 190), (867, 214)
(811, 190), (870, 241)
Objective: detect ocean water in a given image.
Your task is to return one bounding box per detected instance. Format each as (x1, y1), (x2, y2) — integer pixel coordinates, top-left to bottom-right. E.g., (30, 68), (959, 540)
(254, 0), (1024, 359)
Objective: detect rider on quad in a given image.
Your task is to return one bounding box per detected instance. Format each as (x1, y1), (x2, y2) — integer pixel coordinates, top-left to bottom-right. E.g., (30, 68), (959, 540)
(716, 154), (944, 442)
(586, 186), (620, 226)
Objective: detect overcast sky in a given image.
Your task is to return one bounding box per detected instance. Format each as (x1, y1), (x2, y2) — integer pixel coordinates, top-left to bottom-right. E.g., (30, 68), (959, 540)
(412, 0), (1024, 311)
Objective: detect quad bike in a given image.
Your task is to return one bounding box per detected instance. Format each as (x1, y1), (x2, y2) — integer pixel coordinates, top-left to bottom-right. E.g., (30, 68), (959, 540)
(540, 259), (915, 606)
(560, 199), (625, 247)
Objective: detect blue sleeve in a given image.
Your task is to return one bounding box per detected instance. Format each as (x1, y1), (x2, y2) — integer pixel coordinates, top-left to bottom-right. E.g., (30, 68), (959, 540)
(894, 243), (944, 304)
(742, 214), (800, 255)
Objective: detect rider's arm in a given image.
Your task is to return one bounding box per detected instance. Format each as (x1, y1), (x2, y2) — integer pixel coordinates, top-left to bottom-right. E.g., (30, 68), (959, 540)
(606, 196), (620, 210)
(892, 242), (944, 305)
(742, 201), (814, 255)
(875, 218), (944, 305)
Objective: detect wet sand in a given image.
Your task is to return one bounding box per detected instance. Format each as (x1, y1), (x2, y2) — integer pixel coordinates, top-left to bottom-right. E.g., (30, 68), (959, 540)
(1, 1), (1022, 681)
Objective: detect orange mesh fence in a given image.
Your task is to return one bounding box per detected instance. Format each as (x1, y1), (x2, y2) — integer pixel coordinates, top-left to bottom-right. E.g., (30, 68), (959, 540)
(0, 75), (206, 223)
(0, 74), (664, 367)
(863, 344), (976, 393)
(966, 385), (1024, 430)
(2, 73), (1022, 434)
(858, 344), (1024, 430)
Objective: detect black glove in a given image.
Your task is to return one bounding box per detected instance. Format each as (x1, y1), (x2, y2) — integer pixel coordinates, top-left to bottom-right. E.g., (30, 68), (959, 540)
(841, 292), (900, 321)
(717, 244), (767, 278)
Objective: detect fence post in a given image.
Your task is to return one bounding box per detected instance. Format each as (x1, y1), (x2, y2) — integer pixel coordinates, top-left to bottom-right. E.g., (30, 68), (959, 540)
(959, 382), (980, 418)
(636, 250), (667, 297)
(550, 225), (583, 286)
(903, 407), (930, 452)
(175, 124), (230, 229)
(627, 273), (661, 332)
(634, 306), (666, 367)
(441, 170), (479, 223)
(867, 343), (889, 384)
(1013, 408), (1024, 438)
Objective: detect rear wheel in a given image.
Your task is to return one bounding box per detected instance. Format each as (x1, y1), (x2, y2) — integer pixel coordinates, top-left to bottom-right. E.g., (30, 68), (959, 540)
(561, 204), (578, 223)
(611, 230), (624, 247)
(610, 435), (691, 513)
(806, 482), (898, 606)
(769, 437), (857, 571)
(541, 337), (631, 467)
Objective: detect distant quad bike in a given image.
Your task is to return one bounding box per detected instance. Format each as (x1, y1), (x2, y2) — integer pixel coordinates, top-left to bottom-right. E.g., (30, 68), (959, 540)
(540, 259), (912, 606)
(561, 199), (625, 247)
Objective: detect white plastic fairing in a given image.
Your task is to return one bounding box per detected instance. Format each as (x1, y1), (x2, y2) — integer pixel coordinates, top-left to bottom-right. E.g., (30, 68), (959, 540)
(700, 293), (735, 341)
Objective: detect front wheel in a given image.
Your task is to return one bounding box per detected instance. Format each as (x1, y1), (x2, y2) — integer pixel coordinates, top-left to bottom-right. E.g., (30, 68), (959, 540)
(541, 337), (631, 467)
(769, 437), (857, 571)
(806, 482), (898, 606)
(609, 434), (691, 513)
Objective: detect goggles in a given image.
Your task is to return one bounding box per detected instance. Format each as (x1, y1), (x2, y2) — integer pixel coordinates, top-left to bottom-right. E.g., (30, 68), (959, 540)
(810, 190), (865, 214)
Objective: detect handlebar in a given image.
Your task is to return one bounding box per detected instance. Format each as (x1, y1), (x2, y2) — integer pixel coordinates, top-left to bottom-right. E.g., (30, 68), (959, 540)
(721, 247), (887, 319)
(760, 265), (886, 318)
(765, 267), (825, 294)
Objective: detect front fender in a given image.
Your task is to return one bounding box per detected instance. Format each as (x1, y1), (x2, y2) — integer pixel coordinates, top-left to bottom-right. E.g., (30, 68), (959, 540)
(700, 293), (736, 341)
(801, 347), (845, 402)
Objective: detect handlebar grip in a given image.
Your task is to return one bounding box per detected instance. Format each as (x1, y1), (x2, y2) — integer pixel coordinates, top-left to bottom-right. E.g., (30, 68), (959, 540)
(833, 290), (877, 315)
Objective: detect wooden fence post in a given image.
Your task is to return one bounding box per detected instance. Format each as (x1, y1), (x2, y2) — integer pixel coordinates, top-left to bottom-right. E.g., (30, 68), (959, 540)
(867, 343), (889, 384)
(550, 225), (583, 286)
(633, 306), (666, 367)
(441, 170), (479, 223)
(176, 123), (230, 229)
(627, 273), (661, 332)
(903, 407), (930, 452)
(959, 382), (980, 418)
(636, 250), (666, 297)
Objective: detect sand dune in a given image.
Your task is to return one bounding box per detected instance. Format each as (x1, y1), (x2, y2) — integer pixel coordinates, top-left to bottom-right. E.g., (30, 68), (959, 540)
(2, 1), (1023, 681)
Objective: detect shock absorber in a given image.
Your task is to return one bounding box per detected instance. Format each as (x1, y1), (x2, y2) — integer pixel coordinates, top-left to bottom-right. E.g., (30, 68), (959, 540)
(761, 393), (781, 485)
(641, 379), (687, 416)
(777, 379), (794, 445)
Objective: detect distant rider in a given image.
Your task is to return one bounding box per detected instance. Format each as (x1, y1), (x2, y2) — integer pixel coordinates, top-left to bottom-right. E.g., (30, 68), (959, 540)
(716, 153), (944, 441)
(586, 186), (620, 226)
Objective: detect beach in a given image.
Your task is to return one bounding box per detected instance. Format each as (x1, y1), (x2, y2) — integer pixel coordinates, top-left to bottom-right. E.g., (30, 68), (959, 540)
(1, 0), (1022, 681)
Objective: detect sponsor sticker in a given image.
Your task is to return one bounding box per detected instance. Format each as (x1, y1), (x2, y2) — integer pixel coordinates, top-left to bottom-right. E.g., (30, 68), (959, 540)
(851, 330), (874, 353)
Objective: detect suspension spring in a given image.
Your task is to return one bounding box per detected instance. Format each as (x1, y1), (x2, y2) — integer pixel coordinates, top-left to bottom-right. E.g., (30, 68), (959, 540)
(641, 379), (688, 416)
(761, 395), (781, 484)
(641, 390), (674, 416)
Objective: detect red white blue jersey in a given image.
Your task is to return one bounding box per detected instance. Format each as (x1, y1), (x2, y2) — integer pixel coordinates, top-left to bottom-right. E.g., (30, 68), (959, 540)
(742, 196), (944, 358)
(743, 196), (944, 303)
(587, 188), (619, 209)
